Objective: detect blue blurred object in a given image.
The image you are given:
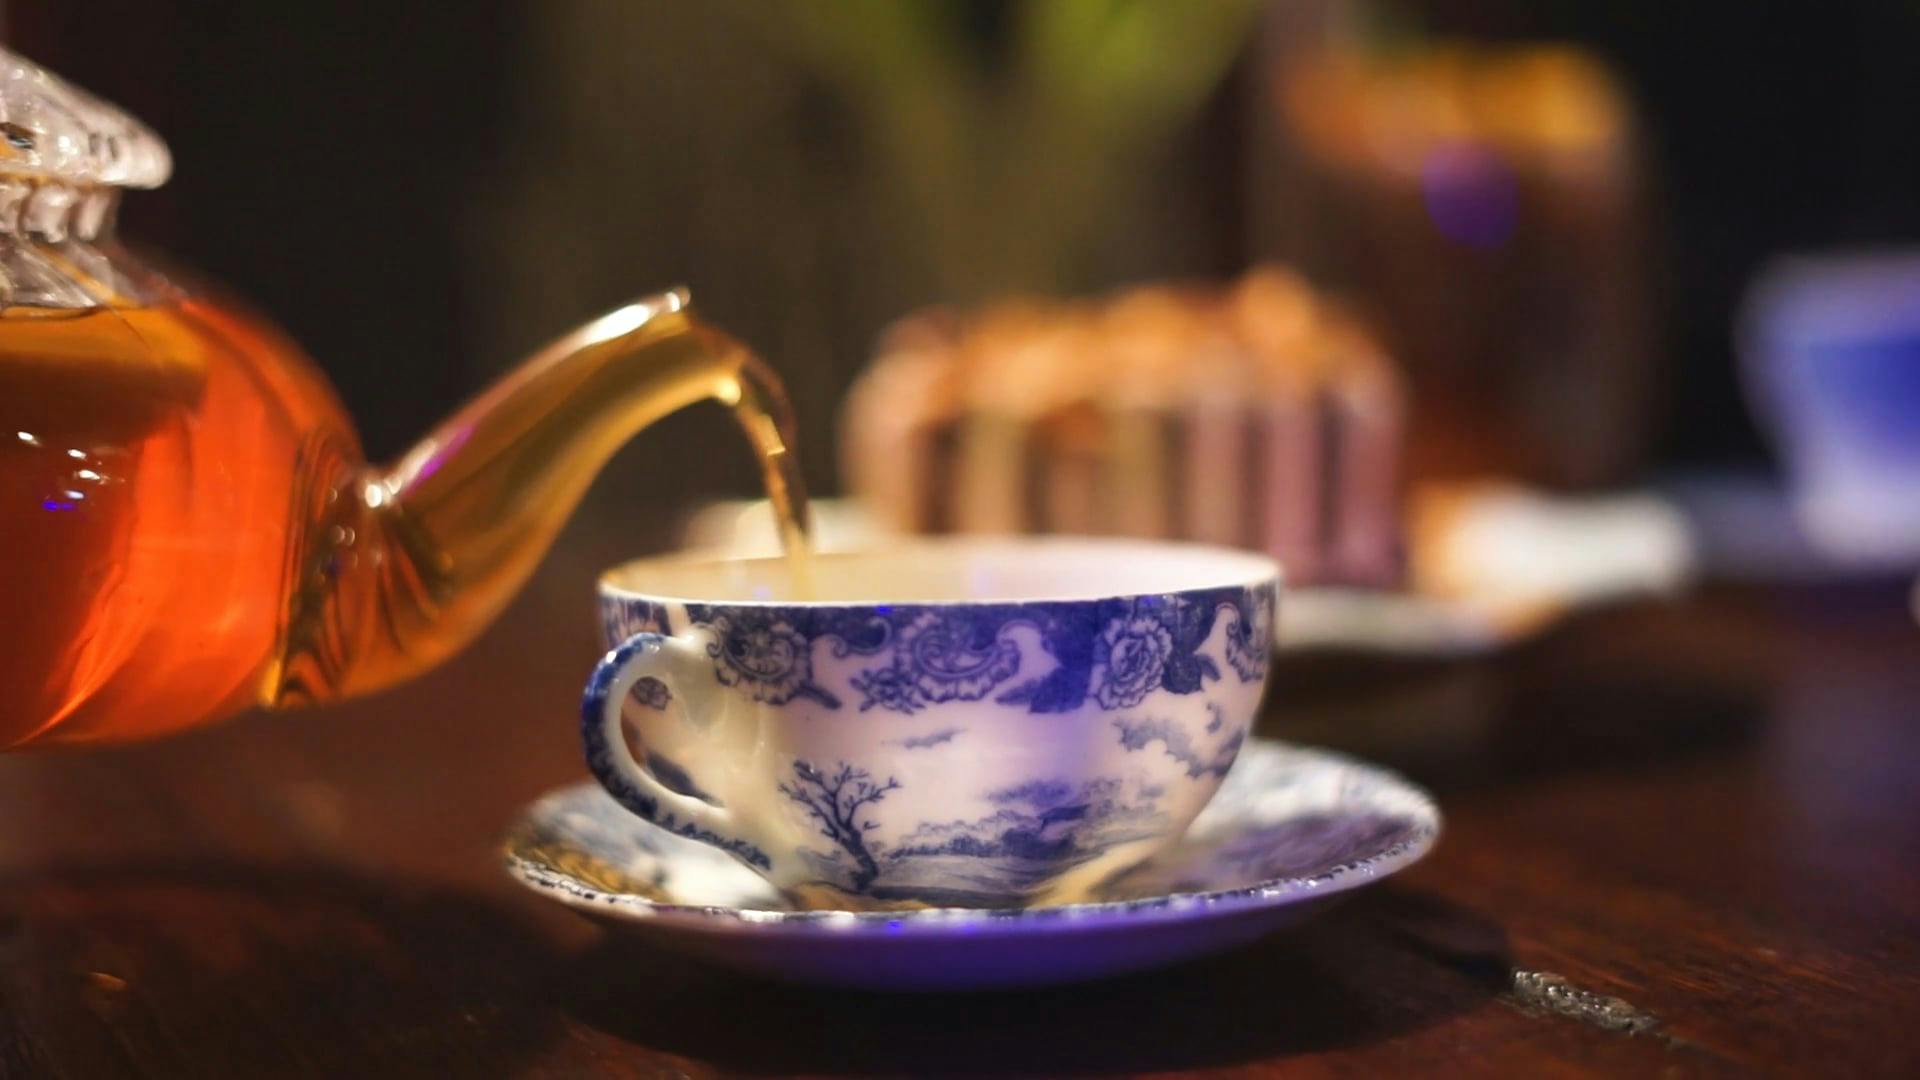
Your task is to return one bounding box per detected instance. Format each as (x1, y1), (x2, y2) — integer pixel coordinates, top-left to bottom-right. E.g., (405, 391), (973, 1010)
(1741, 252), (1920, 571)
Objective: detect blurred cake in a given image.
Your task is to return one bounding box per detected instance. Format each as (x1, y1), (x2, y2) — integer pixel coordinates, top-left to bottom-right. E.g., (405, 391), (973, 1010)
(840, 266), (1405, 586)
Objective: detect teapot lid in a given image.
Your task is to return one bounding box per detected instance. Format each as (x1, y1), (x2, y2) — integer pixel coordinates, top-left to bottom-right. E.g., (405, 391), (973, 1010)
(0, 45), (169, 189)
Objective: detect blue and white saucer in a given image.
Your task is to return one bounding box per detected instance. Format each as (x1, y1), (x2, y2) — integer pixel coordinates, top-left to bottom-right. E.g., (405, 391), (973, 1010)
(503, 738), (1439, 990)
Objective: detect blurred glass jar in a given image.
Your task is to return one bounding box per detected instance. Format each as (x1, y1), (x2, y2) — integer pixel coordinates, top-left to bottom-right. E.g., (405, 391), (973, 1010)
(1252, 17), (1658, 490)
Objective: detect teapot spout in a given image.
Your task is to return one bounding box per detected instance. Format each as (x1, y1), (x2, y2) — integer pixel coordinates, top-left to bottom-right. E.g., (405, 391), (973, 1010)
(271, 288), (765, 705)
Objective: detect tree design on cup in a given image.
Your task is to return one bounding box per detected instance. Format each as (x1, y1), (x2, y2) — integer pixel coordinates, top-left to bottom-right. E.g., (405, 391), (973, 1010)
(1223, 590), (1273, 683)
(1090, 615), (1175, 709)
(852, 611), (1022, 713)
(779, 760), (901, 892)
(775, 758), (1175, 903)
(706, 611), (839, 707)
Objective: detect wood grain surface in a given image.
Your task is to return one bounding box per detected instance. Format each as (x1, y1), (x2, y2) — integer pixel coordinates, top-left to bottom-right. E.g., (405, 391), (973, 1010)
(4, 529), (1917, 1078)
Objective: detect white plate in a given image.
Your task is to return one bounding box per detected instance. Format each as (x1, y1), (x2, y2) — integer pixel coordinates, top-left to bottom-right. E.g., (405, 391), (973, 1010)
(503, 738), (1439, 990)
(680, 492), (1693, 658)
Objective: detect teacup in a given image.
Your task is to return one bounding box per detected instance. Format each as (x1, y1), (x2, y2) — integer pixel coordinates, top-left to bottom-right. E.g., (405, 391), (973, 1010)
(583, 538), (1279, 910)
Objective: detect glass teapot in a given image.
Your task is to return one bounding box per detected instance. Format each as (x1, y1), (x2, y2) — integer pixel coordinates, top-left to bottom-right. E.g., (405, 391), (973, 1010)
(0, 47), (796, 749)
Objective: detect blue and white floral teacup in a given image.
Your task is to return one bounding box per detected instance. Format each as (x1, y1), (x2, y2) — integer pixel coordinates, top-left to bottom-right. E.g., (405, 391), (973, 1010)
(584, 537), (1279, 910)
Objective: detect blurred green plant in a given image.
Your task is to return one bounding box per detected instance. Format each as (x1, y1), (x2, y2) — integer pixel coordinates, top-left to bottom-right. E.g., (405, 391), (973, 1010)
(744, 0), (1264, 301)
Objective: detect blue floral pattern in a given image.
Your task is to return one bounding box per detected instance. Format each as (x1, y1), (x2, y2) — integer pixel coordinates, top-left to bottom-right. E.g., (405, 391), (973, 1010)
(705, 611), (840, 707)
(587, 581), (1280, 909)
(898, 611), (1023, 700)
(1223, 587), (1273, 683)
(609, 581), (1277, 715)
(1090, 614), (1174, 709)
(849, 666), (924, 713)
(853, 611), (1021, 712)
(630, 676), (672, 710)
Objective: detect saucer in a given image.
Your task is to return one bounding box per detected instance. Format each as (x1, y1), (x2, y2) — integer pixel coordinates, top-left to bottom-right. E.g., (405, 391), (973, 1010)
(503, 739), (1439, 990)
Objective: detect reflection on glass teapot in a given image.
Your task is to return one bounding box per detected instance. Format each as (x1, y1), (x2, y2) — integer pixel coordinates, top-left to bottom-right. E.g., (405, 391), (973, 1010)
(0, 47), (805, 749)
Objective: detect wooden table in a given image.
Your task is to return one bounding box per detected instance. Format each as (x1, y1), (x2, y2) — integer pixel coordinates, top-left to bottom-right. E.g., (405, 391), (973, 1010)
(4, 536), (1917, 1077)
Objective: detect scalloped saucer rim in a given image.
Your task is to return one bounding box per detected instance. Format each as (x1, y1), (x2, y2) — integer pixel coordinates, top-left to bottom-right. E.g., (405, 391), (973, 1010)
(502, 739), (1439, 985)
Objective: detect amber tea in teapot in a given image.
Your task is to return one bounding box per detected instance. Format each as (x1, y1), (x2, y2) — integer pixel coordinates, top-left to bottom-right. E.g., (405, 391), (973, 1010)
(0, 46), (812, 749)
(4, 298), (350, 746)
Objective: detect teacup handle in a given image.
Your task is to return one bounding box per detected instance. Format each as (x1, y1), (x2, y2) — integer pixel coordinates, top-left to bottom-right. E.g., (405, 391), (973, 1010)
(580, 631), (776, 875)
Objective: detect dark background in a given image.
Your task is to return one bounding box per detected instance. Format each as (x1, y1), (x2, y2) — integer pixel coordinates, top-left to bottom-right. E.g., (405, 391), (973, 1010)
(4, 10), (1919, 1074)
(12, 1), (1920, 507)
